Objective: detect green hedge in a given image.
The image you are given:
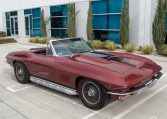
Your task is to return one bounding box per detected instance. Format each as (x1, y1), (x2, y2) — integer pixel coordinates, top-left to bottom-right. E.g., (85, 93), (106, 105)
(29, 37), (47, 44)
(160, 45), (167, 56)
(0, 38), (17, 44)
(0, 31), (7, 37)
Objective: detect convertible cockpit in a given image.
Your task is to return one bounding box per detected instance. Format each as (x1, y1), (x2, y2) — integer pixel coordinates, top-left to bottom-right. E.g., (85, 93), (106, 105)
(46, 38), (92, 56)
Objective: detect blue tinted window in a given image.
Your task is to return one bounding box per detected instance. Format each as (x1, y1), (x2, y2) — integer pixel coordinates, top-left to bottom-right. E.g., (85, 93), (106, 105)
(92, 0), (122, 44)
(33, 29), (42, 37)
(51, 29), (67, 38)
(7, 29), (11, 36)
(50, 5), (67, 37)
(108, 15), (121, 29)
(92, 0), (107, 14)
(24, 9), (32, 15)
(6, 20), (10, 28)
(166, 13), (167, 30)
(93, 15), (107, 29)
(32, 8), (41, 18)
(5, 11), (18, 36)
(33, 18), (41, 28)
(108, 31), (120, 44)
(108, 0), (122, 13)
(10, 11), (17, 16)
(51, 5), (67, 16)
(51, 17), (67, 28)
(24, 8), (41, 37)
(6, 13), (10, 20)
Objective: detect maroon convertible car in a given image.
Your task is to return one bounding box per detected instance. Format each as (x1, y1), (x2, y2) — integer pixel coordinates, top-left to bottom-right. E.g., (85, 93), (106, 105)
(6, 38), (162, 110)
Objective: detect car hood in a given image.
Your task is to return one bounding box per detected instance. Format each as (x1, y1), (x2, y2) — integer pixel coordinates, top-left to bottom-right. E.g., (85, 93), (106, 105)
(73, 51), (161, 74)
(72, 51), (161, 87)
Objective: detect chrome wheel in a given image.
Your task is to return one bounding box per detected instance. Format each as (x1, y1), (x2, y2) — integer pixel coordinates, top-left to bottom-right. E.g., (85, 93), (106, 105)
(82, 82), (101, 105)
(16, 64), (25, 81)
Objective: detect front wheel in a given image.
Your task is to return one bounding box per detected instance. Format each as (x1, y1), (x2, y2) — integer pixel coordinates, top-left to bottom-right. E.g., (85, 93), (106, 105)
(14, 62), (30, 84)
(78, 79), (107, 110)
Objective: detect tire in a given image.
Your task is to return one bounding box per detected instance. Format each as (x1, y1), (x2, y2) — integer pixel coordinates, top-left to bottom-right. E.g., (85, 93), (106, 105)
(78, 79), (107, 110)
(14, 62), (30, 84)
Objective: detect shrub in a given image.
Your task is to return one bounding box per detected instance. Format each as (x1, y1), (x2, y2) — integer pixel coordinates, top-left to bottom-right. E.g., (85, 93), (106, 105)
(160, 45), (167, 56)
(104, 41), (116, 51)
(89, 40), (103, 49)
(87, 40), (93, 46)
(0, 31), (7, 37)
(38, 37), (47, 44)
(162, 48), (167, 56)
(29, 37), (39, 43)
(124, 44), (136, 53)
(152, 0), (166, 54)
(120, 0), (130, 47)
(29, 37), (48, 44)
(0, 38), (16, 44)
(67, 3), (76, 37)
(142, 45), (154, 55)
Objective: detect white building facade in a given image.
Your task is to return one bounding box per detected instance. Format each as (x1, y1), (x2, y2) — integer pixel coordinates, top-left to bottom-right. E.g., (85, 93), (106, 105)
(0, 0), (159, 46)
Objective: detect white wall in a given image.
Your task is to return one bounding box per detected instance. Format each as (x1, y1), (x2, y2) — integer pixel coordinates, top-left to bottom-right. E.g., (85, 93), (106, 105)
(129, 0), (140, 45)
(0, 0), (88, 12)
(0, 1), (3, 31)
(18, 9), (26, 38)
(129, 0), (158, 46)
(0, 12), (2, 31)
(75, 1), (89, 41)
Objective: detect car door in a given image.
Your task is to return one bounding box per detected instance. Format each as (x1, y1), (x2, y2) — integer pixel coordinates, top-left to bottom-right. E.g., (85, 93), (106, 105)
(28, 53), (61, 83)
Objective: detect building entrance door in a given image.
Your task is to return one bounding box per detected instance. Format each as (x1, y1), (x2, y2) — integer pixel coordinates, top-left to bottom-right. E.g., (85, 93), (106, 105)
(25, 15), (32, 36)
(10, 16), (18, 35)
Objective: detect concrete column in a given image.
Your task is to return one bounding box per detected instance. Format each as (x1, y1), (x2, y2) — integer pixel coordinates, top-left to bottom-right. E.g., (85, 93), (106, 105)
(137, 0), (153, 46)
(129, 0), (154, 46)
(75, 1), (89, 41)
(18, 9), (26, 38)
(0, 12), (3, 31)
(41, 6), (51, 37)
(2, 12), (6, 33)
(129, 0), (140, 45)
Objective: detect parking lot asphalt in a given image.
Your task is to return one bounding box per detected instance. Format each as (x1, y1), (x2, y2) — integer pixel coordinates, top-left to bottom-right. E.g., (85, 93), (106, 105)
(0, 43), (167, 119)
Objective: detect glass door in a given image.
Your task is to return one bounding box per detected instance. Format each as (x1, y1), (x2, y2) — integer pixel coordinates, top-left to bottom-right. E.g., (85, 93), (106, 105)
(10, 16), (18, 35)
(25, 15), (32, 36)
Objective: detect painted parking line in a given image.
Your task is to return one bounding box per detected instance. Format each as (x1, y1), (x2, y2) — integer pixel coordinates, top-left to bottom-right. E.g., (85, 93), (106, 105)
(32, 86), (94, 112)
(82, 101), (118, 119)
(0, 65), (10, 69)
(6, 84), (34, 92)
(111, 84), (167, 119)
(82, 74), (167, 119)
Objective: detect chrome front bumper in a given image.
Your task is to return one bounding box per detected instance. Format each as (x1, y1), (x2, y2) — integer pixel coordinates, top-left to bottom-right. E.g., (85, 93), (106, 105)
(107, 72), (163, 96)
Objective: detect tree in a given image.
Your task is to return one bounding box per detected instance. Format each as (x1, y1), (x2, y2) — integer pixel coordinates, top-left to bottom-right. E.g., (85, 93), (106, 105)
(152, 0), (166, 53)
(87, 1), (94, 40)
(120, 0), (130, 47)
(41, 10), (50, 38)
(67, 3), (76, 38)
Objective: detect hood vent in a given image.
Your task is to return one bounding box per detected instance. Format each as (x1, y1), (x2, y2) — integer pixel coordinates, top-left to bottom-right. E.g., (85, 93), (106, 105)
(84, 51), (142, 67)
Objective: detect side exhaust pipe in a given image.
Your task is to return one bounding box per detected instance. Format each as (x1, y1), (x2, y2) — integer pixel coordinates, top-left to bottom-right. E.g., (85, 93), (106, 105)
(30, 76), (78, 95)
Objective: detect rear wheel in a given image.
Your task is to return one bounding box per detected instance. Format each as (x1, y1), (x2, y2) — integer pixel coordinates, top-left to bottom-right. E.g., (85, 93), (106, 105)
(14, 62), (30, 84)
(78, 79), (107, 110)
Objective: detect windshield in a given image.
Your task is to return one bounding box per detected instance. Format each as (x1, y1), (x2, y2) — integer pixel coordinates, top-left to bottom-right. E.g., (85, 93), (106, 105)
(52, 38), (92, 56)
